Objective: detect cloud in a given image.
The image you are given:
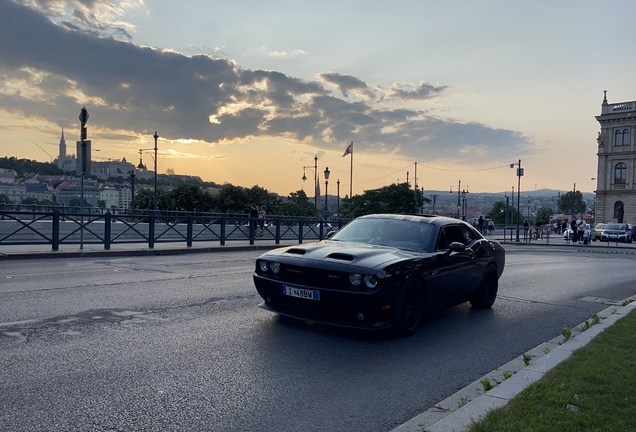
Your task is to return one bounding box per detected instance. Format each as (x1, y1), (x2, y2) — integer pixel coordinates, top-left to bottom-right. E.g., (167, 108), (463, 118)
(387, 81), (448, 101)
(0, 0), (532, 164)
(319, 72), (376, 100)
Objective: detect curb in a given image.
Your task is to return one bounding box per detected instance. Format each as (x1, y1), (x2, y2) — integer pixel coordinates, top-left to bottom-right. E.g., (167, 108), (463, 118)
(391, 297), (636, 432)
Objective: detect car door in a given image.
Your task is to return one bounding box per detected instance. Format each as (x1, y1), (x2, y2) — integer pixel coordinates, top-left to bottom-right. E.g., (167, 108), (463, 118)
(429, 224), (479, 308)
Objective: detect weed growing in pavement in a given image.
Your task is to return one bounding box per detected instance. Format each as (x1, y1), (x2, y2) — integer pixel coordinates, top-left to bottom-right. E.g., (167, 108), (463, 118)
(457, 397), (470, 408)
(591, 313), (600, 325)
(620, 298), (634, 306)
(583, 320), (591, 331)
(503, 371), (512, 380)
(523, 354), (532, 366)
(562, 327), (572, 341)
(544, 347), (550, 354)
(480, 378), (496, 392)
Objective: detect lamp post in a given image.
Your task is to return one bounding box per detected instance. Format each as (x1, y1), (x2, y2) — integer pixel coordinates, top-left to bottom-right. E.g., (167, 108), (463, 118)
(129, 170), (136, 212)
(302, 155), (318, 216)
(323, 167), (330, 219)
(337, 179), (340, 218)
(510, 159), (523, 241)
(138, 131), (159, 213)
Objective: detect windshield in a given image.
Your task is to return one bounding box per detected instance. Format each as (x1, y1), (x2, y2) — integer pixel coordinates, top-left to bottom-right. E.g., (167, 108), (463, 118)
(605, 224), (627, 230)
(331, 218), (435, 251)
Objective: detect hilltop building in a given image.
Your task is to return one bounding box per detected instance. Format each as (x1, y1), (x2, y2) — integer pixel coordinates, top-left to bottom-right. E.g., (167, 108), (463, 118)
(595, 92), (636, 224)
(54, 129), (76, 172)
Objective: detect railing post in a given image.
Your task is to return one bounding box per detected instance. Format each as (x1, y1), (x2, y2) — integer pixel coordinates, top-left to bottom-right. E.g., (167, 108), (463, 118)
(299, 219), (304, 244)
(104, 212), (111, 250)
(275, 219), (281, 245)
(52, 211), (60, 251)
(187, 215), (193, 247)
(220, 216), (226, 246)
(249, 217), (255, 245)
(149, 214), (155, 249)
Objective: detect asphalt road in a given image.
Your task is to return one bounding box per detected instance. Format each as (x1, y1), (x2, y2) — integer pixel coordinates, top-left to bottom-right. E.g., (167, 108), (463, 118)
(1, 246), (635, 432)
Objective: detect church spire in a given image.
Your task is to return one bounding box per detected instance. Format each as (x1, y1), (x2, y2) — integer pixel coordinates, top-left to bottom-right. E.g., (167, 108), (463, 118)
(59, 127), (67, 160)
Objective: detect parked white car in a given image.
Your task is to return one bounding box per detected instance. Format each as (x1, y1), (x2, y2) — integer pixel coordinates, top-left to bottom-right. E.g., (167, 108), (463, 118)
(563, 223), (596, 242)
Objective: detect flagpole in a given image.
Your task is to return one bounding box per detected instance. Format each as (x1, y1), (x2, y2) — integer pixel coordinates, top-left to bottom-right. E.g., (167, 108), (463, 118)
(349, 141), (353, 198)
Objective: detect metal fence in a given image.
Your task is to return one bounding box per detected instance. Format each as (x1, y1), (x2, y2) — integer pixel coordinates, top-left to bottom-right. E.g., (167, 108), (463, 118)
(0, 209), (347, 251)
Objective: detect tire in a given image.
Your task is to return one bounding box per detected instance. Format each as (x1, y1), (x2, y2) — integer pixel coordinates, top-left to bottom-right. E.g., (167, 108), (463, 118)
(391, 278), (424, 337)
(469, 265), (498, 309)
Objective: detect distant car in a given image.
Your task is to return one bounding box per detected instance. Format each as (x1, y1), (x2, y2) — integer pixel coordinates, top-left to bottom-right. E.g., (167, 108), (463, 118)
(601, 223), (632, 243)
(253, 214), (505, 336)
(594, 223), (606, 240)
(563, 223), (595, 242)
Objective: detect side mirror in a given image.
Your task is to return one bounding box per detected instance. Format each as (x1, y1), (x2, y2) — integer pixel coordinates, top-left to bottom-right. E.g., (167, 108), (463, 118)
(326, 230), (337, 238)
(449, 242), (466, 253)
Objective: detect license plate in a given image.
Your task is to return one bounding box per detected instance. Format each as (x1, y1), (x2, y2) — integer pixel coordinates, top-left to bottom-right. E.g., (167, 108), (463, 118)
(282, 285), (320, 301)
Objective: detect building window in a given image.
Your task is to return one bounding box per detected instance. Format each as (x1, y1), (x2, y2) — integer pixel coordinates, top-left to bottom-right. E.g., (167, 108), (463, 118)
(615, 129), (622, 145)
(623, 129), (630, 145)
(614, 162), (627, 184)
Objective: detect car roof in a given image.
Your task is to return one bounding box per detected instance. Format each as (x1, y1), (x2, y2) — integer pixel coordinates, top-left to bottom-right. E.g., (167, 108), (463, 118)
(357, 213), (463, 227)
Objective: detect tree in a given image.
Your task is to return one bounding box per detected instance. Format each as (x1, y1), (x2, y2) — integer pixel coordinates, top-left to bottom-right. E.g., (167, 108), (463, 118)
(558, 191), (586, 216)
(215, 184), (249, 213)
(341, 183), (429, 219)
(535, 206), (554, 225)
(0, 193), (12, 205)
(279, 190), (314, 216)
(69, 197), (90, 207)
(133, 188), (173, 211)
(170, 183), (214, 212)
(98, 200), (107, 209)
(486, 201), (522, 226)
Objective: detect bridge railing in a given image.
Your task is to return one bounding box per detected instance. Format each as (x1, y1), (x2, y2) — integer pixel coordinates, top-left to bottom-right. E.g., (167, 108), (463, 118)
(0, 210), (348, 251)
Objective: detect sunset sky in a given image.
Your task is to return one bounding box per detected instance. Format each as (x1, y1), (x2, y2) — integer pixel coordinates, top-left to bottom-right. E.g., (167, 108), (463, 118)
(1, 0), (636, 197)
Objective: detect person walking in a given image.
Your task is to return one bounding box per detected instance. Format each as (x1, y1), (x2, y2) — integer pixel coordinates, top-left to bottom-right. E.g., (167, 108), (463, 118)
(478, 216), (485, 235)
(257, 205), (266, 236)
(249, 204), (259, 236)
(570, 219), (578, 244)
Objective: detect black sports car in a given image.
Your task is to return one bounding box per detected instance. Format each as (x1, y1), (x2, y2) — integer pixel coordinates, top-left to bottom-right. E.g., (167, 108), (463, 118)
(253, 214), (505, 336)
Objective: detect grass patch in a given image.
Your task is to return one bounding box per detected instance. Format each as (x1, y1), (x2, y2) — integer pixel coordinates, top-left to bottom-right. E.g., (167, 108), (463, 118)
(468, 309), (636, 432)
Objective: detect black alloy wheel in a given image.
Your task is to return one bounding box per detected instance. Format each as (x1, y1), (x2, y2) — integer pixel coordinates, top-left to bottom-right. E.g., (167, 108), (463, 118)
(469, 265), (498, 309)
(391, 278), (424, 337)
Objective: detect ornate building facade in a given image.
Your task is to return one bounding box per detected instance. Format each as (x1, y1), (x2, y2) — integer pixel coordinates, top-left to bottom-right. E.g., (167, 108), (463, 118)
(595, 92), (636, 224)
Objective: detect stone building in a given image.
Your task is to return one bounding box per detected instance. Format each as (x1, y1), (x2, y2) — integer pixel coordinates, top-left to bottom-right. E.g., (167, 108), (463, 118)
(595, 92), (636, 224)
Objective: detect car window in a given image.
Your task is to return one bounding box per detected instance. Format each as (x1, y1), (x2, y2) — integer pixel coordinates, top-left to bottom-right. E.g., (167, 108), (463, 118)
(437, 224), (476, 250)
(332, 219), (434, 250)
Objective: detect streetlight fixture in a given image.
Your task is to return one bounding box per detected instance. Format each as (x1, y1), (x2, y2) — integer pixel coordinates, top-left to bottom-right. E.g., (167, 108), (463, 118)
(129, 170), (136, 212)
(138, 131), (159, 213)
(302, 155), (318, 216)
(323, 167), (330, 219)
(510, 159), (523, 241)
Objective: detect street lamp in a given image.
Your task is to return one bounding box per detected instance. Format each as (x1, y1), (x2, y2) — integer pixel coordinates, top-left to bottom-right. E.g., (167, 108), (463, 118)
(324, 167), (330, 219)
(138, 131), (159, 213)
(302, 155), (318, 216)
(510, 159), (523, 241)
(337, 179), (340, 218)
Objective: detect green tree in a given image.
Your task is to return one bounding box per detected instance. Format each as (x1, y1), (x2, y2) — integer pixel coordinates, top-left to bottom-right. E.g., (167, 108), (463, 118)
(486, 201), (522, 226)
(0, 193), (12, 205)
(69, 197), (90, 207)
(0, 157), (64, 177)
(97, 200), (107, 209)
(279, 190), (314, 216)
(215, 184), (249, 213)
(341, 183), (429, 219)
(170, 183), (214, 212)
(133, 188), (173, 211)
(535, 206), (554, 225)
(558, 191), (587, 216)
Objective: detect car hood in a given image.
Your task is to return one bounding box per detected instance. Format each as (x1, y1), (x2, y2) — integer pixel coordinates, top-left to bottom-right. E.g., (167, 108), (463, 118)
(258, 240), (431, 271)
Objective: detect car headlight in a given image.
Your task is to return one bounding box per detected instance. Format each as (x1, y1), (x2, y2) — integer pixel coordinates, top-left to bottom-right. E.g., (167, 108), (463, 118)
(350, 273), (362, 286)
(270, 262), (280, 273)
(363, 275), (378, 289)
(259, 260), (269, 272)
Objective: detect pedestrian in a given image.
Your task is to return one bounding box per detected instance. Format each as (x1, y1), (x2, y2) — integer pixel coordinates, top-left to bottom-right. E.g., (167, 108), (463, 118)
(257, 205), (266, 236)
(570, 219), (577, 244)
(478, 216), (485, 235)
(576, 217), (586, 244)
(523, 220), (529, 241)
(488, 219), (495, 235)
(249, 203), (259, 235)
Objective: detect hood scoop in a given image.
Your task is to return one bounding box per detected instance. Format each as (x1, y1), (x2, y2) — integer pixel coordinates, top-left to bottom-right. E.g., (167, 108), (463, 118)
(327, 252), (355, 261)
(285, 248), (307, 255)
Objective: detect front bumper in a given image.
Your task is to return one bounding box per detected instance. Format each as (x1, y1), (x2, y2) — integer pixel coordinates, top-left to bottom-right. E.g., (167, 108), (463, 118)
(253, 274), (396, 330)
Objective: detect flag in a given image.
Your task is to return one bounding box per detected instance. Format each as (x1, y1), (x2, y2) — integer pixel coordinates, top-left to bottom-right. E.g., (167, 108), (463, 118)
(342, 141), (353, 157)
